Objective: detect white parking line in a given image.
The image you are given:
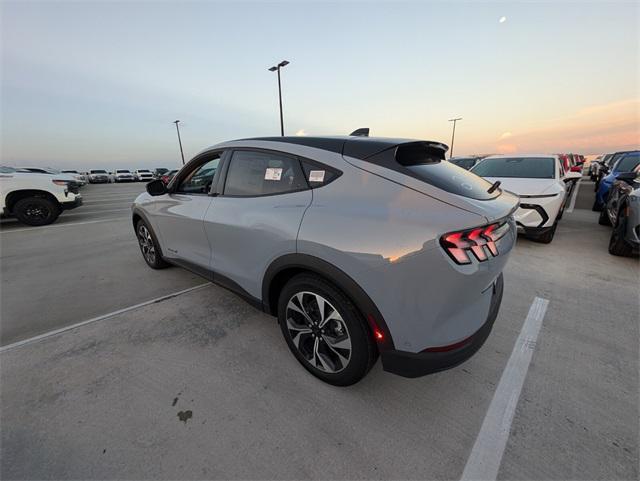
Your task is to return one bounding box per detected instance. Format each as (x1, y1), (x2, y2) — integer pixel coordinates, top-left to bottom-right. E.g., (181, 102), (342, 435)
(460, 296), (549, 481)
(0, 283), (212, 353)
(64, 208), (130, 216)
(566, 179), (581, 213)
(0, 217), (129, 233)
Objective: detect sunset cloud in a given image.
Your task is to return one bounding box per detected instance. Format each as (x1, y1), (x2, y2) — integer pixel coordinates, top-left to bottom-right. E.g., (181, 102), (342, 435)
(494, 98), (640, 154)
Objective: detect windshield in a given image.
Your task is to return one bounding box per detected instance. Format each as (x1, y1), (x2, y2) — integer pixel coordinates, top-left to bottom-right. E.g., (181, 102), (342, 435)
(138, 169), (150, 173)
(116, 170), (131, 173)
(0, 166), (16, 173)
(91, 170), (107, 174)
(62, 170), (78, 173)
(613, 153), (640, 173)
(450, 158), (478, 170)
(472, 157), (555, 179)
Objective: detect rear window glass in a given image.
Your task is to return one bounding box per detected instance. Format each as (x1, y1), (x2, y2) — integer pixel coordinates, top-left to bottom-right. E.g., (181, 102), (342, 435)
(116, 170), (130, 173)
(613, 153), (640, 172)
(391, 144), (494, 200)
(472, 157), (555, 179)
(91, 170), (107, 173)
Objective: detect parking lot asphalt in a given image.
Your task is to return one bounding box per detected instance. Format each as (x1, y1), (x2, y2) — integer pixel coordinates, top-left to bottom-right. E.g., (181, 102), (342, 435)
(1, 179), (638, 480)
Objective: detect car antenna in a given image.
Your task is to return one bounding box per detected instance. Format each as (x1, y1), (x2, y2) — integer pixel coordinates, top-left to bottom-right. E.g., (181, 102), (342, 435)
(487, 180), (501, 194)
(349, 128), (369, 137)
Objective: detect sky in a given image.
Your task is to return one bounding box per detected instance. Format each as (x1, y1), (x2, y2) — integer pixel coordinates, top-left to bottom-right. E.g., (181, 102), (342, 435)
(1, 0), (638, 170)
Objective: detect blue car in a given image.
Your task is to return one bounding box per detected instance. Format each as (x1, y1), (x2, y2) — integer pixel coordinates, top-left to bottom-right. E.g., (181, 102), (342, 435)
(594, 151), (640, 210)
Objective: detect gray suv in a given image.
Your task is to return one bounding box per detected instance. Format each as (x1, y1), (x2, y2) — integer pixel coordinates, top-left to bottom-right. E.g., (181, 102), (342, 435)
(132, 136), (519, 385)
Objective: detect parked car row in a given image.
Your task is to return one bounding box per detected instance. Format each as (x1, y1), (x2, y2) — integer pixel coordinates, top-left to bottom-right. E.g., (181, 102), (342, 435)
(88, 168), (166, 183)
(591, 150), (640, 257)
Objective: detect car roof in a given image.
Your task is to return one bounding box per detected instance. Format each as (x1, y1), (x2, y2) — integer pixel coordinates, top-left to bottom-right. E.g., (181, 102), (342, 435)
(231, 136), (449, 160)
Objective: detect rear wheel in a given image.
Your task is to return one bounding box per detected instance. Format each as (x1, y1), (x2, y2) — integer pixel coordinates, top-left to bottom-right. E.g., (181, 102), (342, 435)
(277, 274), (377, 386)
(608, 212), (633, 257)
(13, 197), (60, 226)
(136, 220), (169, 269)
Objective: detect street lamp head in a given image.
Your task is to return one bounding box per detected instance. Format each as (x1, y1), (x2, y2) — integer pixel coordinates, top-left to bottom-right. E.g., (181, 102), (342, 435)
(173, 120), (180, 124)
(268, 66), (278, 72)
(448, 117), (462, 122)
(278, 60), (290, 67)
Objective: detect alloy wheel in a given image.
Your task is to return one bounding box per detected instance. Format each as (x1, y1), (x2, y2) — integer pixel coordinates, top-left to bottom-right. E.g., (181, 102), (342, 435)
(24, 203), (50, 220)
(137, 224), (156, 264)
(285, 291), (352, 373)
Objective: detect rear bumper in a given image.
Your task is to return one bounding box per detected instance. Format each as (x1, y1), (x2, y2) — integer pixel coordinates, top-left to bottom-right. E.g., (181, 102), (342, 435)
(380, 273), (503, 378)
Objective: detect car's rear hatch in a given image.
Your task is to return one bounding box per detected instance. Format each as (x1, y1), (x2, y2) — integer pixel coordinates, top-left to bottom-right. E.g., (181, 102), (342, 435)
(342, 141), (519, 224)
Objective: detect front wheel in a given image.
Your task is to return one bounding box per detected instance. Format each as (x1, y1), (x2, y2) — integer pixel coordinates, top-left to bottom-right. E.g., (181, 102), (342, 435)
(136, 220), (169, 269)
(609, 213), (634, 257)
(598, 208), (611, 226)
(277, 274), (378, 386)
(528, 223), (557, 244)
(13, 197), (60, 226)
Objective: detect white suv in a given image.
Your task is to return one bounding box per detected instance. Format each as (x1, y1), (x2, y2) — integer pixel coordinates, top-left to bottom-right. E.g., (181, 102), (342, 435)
(0, 166), (83, 226)
(111, 169), (135, 182)
(471, 154), (581, 243)
(133, 169), (154, 182)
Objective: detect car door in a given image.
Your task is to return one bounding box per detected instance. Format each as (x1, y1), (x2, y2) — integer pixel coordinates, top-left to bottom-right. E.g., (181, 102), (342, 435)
(203, 149), (313, 299)
(151, 153), (222, 274)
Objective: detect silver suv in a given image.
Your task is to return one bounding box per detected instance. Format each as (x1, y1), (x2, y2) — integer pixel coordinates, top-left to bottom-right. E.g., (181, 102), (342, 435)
(132, 136), (519, 385)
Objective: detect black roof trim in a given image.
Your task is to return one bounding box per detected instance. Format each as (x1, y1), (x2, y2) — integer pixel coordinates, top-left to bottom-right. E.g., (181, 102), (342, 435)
(240, 136), (448, 160)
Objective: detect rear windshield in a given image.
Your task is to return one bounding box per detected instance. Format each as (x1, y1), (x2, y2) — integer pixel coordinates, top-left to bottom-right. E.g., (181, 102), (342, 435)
(138, 169), (150, 173)
(389, 143), (496, 200)
(472, 157), (555, 179)
(116, 170), (130, 173)
(613, 153), (640, 172)
(91, 170), (107, 174)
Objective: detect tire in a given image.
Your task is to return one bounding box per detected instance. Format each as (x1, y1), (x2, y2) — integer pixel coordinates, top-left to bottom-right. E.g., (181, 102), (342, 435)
(13, 197), (60, 226)
(277, 273), (378, 386)
(608, 212), (633, 257)
(598, 208), (611, 226)
(136, 219), (169, 269)
(528, 223), (556, 244)
(592, 199), (602, 212)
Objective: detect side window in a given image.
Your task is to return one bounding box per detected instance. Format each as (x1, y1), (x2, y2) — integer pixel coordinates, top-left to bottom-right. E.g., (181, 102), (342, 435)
(300, 159), (340, 188)
(176, 156), (220, 194)
(224, 150), (307, 197)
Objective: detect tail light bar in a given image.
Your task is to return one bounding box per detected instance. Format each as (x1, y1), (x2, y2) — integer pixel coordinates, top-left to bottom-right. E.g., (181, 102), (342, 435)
(440, 221), (510, 265)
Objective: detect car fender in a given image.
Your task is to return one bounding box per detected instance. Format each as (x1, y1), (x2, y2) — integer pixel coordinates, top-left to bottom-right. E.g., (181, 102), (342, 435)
(262, 253), (395, 350)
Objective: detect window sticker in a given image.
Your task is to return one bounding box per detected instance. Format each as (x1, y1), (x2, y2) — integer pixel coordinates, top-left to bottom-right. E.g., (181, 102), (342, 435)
(264, 167), (282, 181)
(309, 170), (325, 182)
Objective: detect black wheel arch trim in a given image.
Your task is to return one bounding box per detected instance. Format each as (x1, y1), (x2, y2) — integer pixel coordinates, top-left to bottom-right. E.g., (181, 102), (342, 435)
(132, 208), (166, 259)
(262, 253), (395, 350)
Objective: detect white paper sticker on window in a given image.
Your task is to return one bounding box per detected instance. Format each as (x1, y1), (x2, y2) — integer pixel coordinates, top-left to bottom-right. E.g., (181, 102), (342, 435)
(309, 170), (325, 182)
(264, 168), (282, 181)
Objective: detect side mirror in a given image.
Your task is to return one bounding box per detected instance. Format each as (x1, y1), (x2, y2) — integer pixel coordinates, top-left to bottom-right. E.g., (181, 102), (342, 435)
(146, 179), (167, 196)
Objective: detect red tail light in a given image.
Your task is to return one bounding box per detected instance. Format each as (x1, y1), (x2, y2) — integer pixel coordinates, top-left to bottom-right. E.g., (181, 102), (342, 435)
(440, 221), (509, 265)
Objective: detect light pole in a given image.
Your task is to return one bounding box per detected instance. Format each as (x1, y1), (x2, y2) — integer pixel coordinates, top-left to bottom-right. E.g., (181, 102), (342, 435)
(173, 120), (185, 165)
(448, 117), (462, 159)
(268, 60), (290, 136)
